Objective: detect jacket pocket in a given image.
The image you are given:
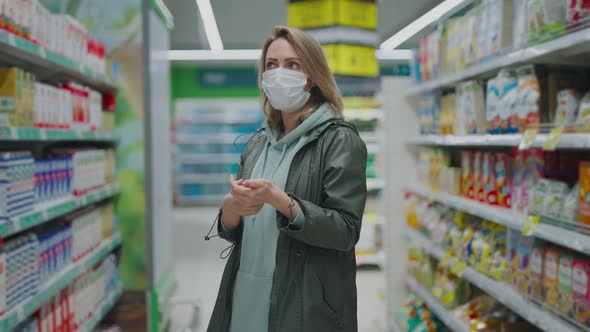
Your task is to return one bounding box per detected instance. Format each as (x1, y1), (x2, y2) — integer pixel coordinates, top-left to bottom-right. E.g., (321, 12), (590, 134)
(313, 272), (344, 330)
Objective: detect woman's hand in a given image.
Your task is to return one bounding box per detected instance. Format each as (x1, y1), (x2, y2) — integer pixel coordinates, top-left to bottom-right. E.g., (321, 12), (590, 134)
(221, 176), (265, 230)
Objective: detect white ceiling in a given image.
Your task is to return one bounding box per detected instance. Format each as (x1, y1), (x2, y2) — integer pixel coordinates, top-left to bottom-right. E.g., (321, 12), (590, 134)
(167, 0), (444, 50)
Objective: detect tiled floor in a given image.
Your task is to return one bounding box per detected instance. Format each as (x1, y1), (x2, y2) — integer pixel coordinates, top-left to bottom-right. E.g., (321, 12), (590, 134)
(170, 207), (386, 332)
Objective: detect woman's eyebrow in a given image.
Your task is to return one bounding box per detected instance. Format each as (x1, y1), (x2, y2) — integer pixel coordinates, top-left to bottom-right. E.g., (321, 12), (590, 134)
(285, 57), (300, 61)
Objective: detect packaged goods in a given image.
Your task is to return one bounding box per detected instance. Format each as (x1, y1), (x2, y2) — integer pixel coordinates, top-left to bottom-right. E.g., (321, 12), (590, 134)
(529, 241), (546, 301)
(573, 258), (590, 326)
(568, 0), (590, 26)
(461, 9), (478, 67)
(513, 0), (529, 48)
(483, 153), (498, 205)
(579, 162), (590, 225)
(554, 89), (581, 126)
(497, 69), (519, 133)
(545, 181), (570, 218)
(562, 183), (580, 221)
(540, 0), (568, 35)
(488, 0), (514, 55)
(496, 153), (512, 208)
(477, 2), (491, 61)
(456, 81), (486, 135)
(527, 0), (544, 41)
(473, 152), (484, 202)
(576, 91), (590, 130)
(515, 65), (541, 132)
(0, 152), (35, 220)
(419, 93), (440, 134)
(440, 93), (456, 135)
(543, 247), (560, 311)
(462, 151), (473, 197)
(486, 78), (501, 134)
(558, 251), (575, 318)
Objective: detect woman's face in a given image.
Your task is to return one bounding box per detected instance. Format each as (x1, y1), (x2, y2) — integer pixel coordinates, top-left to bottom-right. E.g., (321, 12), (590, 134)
(265, 38), (314, 91)
(265, 38), (304, 73)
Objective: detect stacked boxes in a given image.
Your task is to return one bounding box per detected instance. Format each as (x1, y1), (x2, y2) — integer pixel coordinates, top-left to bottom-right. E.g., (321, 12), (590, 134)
(4, 233), (40, 312)
(34, 157), (73, 203)
(0, 67), (35, 127)
(0, 151), (35, 220)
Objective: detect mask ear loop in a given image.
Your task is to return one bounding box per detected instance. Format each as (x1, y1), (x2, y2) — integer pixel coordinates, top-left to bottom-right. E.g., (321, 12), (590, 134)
(204, 209), (236, 260)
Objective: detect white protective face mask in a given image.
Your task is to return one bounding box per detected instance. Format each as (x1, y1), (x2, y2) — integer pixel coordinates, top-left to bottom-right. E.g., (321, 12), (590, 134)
(262, 68), (311, 113)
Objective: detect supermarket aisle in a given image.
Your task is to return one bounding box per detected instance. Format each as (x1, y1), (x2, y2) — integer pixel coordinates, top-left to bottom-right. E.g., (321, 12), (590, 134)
(170, 207), (386, 332)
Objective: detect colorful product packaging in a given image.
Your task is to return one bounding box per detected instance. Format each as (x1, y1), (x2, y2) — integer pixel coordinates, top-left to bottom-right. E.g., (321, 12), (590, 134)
(456, 81), (486, 135)
(487, 0), (514, 55)
(554, 89), (581, 127)
(483, 153), (498, 205)
(461, 151), (473, 197)
(568, 0), (590, 27)
(486, 77), (501, 134)
(573, 258), (590, 327)
(496, 153), (512, 208)
(543, 247), (560, 311)
(558, 251), (575, 318)
(473, 151), (484, 202)
(512, 0), (529, 48)
(516, 65), (541, 132)
(579, 162), (590, 225)
(529, 241), (546, 301)
(497, 69), (519, 133)
(576, 91), (590, 130)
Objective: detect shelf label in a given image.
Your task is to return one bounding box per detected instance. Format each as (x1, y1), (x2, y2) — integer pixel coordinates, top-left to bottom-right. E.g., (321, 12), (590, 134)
(0, 127), (12, 139)
(519, 129), (537, 150)
(522, 215), (541, 236)
(543, 128), (564, 151)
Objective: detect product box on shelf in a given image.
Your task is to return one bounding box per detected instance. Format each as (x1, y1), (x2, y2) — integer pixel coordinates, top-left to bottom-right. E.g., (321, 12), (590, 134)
(513, 0), (529, 48)
(568, 0), (590, 27)
(488, 0), (514, 56)
(483, 153), (498, 205)
(543, 247), (561, 311)
(558, 250), (575, 318)
(474, 151), (484, 202)
(529, 241), (546, 301)
(496, 153), (512, 208)
(579, 162), (590, 225)
(0, 151), (35, 220)
(572, 258), (590, 327)
(440, 93), (456, 135)
(456, 80), (486, 135)
(461, 151), (473, 198)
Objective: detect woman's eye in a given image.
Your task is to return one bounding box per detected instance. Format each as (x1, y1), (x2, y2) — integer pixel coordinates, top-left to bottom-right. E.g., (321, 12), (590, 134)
(288, 62), (300, 70)
(266, 62), (276, 69)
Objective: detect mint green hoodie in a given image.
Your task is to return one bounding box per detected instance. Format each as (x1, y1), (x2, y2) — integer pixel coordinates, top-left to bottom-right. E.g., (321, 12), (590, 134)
(228, 103), (337, 332)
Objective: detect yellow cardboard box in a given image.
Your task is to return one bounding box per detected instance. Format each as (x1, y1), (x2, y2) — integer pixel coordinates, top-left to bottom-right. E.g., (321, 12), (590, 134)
(323, 44), (378, 77)
(288, 0), (377, 30)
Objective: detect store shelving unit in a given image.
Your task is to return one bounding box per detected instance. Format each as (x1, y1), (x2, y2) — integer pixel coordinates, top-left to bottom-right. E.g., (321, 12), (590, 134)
(405, 26), (590, 96)
(0, 183), (120, 238)
(78, 285), (123, 332)
(407, 133), (590, 149)
(389, 319), (405, 332)
(0, 30), (117, 93)
(0, 127), (117, 141)
(0, 233), (121, 331)
(404, 227), (582, 332)
(0, 14), (124, 330)
(405, 276), (471, 332)
(407, 184), (590, 256)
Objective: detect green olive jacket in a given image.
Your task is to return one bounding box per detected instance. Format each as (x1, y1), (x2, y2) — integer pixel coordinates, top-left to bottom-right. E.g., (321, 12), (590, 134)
(207, 118), (368, 332)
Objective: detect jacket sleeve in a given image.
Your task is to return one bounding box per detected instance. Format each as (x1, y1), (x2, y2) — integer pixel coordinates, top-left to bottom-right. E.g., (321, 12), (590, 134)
(217, 211), (243, 243)
(276, 127), (367, 251)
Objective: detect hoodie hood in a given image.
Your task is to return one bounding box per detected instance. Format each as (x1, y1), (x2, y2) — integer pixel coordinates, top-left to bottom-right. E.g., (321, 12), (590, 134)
(264, 102), (338, 151)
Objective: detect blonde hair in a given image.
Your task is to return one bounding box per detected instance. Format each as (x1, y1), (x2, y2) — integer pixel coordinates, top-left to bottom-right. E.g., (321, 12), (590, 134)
(259, 26), (344, 129)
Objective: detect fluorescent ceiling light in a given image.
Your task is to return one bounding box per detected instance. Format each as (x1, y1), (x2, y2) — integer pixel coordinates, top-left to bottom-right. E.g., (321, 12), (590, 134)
(168, 49), (262, 61)
(195, 0), (224, 50)
(380, 0), (471, 50)
(375, 49), (413, 61)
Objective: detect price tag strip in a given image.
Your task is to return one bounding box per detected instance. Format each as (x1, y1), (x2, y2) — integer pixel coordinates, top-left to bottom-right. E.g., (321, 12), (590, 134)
(543, 128), (564, 151)
(519, 129), (538, 150)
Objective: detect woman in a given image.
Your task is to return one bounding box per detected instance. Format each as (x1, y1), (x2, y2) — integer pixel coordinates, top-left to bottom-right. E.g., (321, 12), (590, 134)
(208, 26), (367, 332)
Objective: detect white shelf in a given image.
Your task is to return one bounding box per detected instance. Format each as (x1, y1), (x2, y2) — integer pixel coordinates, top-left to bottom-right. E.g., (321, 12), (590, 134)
(0, 127), (117, 142)
(0, 233), (122, 331)
(175, 133), (244, 144)
(407, 133), (590, 149)
(356, 251), (384, 267)
(404, 228), (582, 332)
(78, 285), (123, 332)
(176, 153), (240, 165)
(344, 109), (383, 121)
(175, 173), (229, 184)
(0, 183), (121, 238)
(0, 30), (116, 93)
(367, 178), (385, 191)
(405, 26), (590, 96)
(407, 184), (590, 256)
(405, 276), (471, 332)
